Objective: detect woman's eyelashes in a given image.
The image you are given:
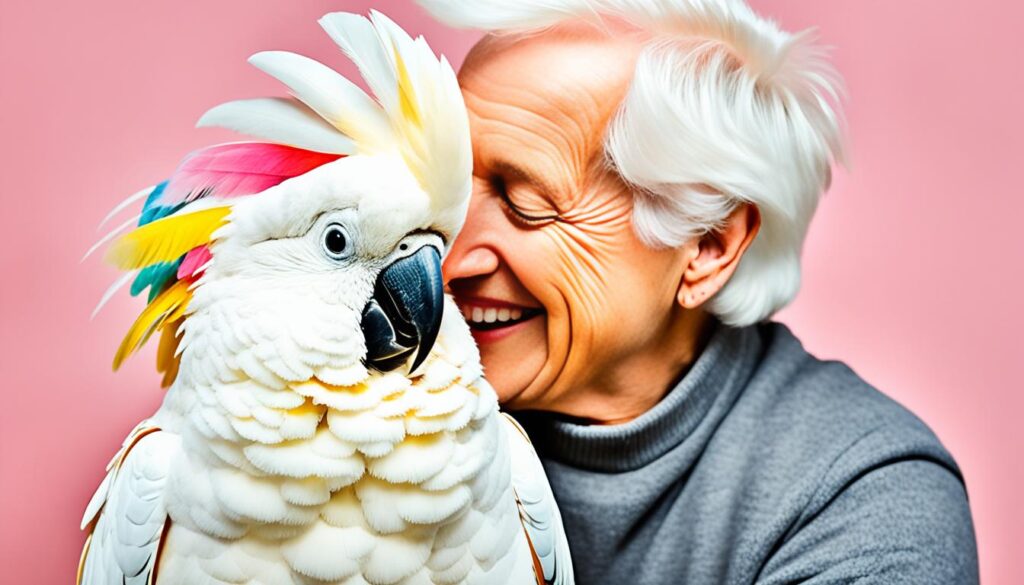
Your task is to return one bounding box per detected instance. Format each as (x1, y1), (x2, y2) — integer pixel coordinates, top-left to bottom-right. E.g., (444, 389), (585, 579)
(491, 175), (559, 227)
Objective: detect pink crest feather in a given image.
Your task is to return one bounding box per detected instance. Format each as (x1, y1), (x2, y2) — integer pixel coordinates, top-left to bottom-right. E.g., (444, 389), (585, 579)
(157, 143), (343, 206)
(178, 246), (212, 280)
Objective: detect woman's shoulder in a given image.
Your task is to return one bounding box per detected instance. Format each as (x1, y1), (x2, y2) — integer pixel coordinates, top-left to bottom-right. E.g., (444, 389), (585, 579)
(713, 320), (968, 515)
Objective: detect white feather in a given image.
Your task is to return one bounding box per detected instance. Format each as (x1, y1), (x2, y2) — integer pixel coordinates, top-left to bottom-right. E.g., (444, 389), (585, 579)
(197, 97), (357, 155)
(370, 9), (473, 223)
(280, 522), (374, 581)
(90, 271), (137, 320)
(361, 526), (436, 584)
(502, 414), (575, 585)
(97, 186), (152, 231)
(366, 431), (455, 484)
(247, 51), (391, 153)
(79, 427), (179, 585)
(320, 11), (400, 114)
(242, 435), (364, 479)
(81, 213), (141, 262)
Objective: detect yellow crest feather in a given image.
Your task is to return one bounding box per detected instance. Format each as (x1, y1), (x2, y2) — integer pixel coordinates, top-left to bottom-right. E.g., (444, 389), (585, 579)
(106, 206), (230, 270)
(113, 280), (192, 371)
(394, 46), (422, 129)
(156, 317), (184, 387)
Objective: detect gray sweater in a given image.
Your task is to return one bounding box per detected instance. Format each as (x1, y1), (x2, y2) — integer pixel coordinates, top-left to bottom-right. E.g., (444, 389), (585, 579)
(514, 322), (978, 584)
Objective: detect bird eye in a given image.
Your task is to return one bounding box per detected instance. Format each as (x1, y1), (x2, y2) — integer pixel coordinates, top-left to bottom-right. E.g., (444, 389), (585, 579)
(321, 223), (352, 260)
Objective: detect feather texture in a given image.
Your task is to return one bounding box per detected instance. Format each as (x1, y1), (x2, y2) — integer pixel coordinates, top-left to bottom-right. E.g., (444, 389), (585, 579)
(177, 246), (212, 280)
(91, 271), (137, 320)
(319, 12), (400, 116)
(247, 51), (391, 154)
(502, 414), (575, 585)
(154, 143), (343, 208)
(156, 318), (184, 388)
(131, 261), (183, 302)
(113, 279), (192, 370)
(82, 214), (142, 262)
(98, 186), (154, 231)
(98, 144), (342, 378)
(138, 181), (178, 226)
(106, 207), (230, 271)
(197, 97), (357, 155)
(199, 11), (472, 230)
(351, 11), (472, 220)
(79, 425), (178, 585)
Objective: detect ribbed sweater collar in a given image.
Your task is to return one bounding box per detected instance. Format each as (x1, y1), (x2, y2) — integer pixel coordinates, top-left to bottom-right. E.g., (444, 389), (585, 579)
(515, 322), (765, 472)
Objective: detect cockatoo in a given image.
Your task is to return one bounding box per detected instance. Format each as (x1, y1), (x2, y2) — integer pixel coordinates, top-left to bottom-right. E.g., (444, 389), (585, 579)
(79, 11), (573, 585)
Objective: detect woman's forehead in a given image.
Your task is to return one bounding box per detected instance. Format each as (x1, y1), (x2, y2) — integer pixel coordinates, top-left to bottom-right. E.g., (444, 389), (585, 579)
(459, 23), (642, 98)
(458, 25), (642, 202)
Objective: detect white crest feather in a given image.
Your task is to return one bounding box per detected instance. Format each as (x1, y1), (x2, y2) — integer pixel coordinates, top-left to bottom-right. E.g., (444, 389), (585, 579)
(199, 11), (472, 228)
(197, 97), (356, 155)
(97, 186), (153, 231)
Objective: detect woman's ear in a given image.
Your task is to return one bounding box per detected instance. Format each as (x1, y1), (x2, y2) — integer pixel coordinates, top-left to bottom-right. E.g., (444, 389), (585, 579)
(677, 203), (761, 309)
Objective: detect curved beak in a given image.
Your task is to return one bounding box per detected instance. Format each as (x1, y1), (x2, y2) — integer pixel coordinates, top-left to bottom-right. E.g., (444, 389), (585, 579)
(360, 245), (444, 374)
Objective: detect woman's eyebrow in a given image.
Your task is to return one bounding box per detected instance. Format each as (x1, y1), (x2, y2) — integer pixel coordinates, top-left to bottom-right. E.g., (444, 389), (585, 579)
(490, 160), (560, 202)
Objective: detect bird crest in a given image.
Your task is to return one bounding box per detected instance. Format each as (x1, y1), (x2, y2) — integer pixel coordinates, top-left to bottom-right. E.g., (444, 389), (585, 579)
(89, 11), (472, 385)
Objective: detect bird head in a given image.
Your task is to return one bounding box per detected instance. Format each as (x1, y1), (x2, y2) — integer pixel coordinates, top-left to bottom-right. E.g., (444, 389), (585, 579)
(98, 11), (471, 385)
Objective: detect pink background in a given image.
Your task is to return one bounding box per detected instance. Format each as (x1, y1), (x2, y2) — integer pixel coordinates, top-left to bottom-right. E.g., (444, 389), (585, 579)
(1, 0), (1021, 582)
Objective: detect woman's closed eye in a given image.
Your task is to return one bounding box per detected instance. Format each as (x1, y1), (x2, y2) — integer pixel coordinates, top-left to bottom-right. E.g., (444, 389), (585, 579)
(491, 175), (560, 227)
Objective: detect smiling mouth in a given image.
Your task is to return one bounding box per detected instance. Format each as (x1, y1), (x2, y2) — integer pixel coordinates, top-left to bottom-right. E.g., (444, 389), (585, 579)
(458, 301), (544, 331)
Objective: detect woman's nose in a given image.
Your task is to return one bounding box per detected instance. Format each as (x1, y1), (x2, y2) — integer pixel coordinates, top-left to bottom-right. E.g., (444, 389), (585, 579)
(443, 192), (501, 283)
(444, 246), (499, 283)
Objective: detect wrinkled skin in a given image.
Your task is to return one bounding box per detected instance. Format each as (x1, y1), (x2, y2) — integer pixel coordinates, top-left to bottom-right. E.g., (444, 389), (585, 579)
(445, 23), (760, 423)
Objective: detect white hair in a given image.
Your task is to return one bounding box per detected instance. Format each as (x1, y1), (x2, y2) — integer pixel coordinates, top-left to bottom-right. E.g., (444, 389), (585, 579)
(417, 0), (845, 325)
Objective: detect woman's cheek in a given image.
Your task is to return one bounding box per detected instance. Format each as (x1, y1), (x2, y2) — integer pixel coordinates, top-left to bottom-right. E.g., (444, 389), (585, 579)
(541, 226), (619, 376)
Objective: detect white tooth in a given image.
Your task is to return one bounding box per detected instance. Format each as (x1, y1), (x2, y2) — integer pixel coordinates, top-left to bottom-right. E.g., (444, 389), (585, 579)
(510, 308), (523, 320)
(483, 308), (497, 323)
(472, 307), (484, 322)
(497, 308), (511, 322)
(462, 306), (472, 321)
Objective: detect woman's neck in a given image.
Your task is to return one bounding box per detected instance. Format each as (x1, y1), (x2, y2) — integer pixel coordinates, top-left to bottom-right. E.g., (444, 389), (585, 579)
(550, 310), (715, 425)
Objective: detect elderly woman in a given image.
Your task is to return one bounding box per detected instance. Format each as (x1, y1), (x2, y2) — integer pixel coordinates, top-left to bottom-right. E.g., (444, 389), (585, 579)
(418, 0), (979, 583)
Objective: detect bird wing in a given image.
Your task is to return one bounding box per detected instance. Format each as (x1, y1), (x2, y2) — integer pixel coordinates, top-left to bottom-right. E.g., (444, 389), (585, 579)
(78, 422), (181, 585)
(500, 413), (575, 585)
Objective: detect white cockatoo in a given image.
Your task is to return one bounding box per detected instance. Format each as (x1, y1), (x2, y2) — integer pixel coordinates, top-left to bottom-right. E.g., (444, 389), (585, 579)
(79, 11), (573, 585)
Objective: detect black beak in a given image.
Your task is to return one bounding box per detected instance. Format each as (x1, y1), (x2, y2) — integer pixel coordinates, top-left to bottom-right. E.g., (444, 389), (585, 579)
(360, 245), (444, 373)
